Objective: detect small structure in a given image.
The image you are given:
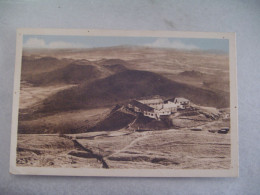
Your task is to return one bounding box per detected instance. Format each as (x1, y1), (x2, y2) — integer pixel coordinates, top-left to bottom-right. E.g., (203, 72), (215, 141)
(191, 128), (202, 131)
(173, 97), (190, 109)
(218, 127), (229, 134)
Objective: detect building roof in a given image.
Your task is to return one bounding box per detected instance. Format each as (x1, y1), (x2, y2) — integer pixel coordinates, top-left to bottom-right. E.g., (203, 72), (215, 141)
(138, 98), (163, 104)
(156, 107), (171, 112)
(164, 97), (189, 103)
(174, 97), (189, 103)
(164, 97), (176, 103)
(129, 100), (154, 112)
(137, 95), (165, 100)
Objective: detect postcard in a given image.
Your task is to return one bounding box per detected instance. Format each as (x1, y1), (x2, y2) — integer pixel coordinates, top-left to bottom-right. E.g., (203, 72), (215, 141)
(10, 29), (238, 177)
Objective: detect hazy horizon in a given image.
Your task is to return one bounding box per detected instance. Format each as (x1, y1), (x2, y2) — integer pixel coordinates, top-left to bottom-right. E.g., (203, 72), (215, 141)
(23, 35), (229, 53)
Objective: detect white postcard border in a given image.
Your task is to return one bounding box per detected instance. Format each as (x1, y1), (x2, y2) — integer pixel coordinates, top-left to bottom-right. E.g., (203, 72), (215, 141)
(10, 28), (238, 177)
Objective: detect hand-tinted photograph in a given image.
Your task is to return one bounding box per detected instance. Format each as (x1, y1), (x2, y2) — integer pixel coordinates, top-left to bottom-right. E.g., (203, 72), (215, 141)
(10, 29), (238, 177)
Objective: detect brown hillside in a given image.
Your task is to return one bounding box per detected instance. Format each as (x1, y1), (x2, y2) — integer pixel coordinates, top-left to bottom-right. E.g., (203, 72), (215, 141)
(22, 57), (128, 86)
(89, 111), (135, 132)
(21, 56), (71, 76)
(25, 63), (102, 86)
(37, 69), (229, 114)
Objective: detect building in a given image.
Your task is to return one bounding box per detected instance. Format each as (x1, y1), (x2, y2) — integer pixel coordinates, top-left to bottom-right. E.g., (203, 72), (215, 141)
(138, 98), (164, 109)
(173, 97), (190, 109)
(128, 100), (153, 112)
(162, 100), (178, 112)
(127, 96), (190, 120)
(128, 100), (159, 119)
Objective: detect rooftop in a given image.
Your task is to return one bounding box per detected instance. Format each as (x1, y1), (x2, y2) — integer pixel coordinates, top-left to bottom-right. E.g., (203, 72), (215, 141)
(129, 100), (154, 112)
(137, 95), (166, 101)
(175, 97), (189, 102)
(164, 97), (189, 103)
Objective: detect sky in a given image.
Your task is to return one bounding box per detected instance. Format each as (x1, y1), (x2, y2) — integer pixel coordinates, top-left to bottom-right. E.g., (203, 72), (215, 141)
(23, 35), (229, 52)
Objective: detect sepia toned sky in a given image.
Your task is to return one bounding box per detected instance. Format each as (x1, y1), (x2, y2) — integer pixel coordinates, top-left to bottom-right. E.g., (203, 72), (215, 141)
(23, 35), (229, 52)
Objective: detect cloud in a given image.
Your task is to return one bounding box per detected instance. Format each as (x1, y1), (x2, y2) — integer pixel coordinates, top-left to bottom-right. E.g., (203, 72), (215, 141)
(147, 38), (200, 50)
(23, 38), (87, 49)
(48, 41), (86, 48)
(23, 38), (46, 48)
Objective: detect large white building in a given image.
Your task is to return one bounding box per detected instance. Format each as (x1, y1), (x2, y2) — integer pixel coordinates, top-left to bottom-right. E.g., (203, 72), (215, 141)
(128, 96), (190, 120)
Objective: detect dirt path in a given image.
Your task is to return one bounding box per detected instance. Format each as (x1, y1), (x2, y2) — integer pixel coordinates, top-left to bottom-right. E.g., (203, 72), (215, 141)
(72, 139), (109, 168)
(109, 132), (149, 157)
(61, 134), (109, 168)
(127, 117), (138, 130)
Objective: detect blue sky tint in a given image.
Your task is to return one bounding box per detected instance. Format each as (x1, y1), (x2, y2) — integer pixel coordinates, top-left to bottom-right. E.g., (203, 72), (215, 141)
(23, 35), (229, 52)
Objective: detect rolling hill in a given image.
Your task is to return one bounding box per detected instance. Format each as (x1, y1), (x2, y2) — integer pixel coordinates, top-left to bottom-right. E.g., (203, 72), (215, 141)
(21, 57), (128, 86)
(36, 69), (229, 114)
(21, 56), (71, 76)
(24, 63), (102, 86)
